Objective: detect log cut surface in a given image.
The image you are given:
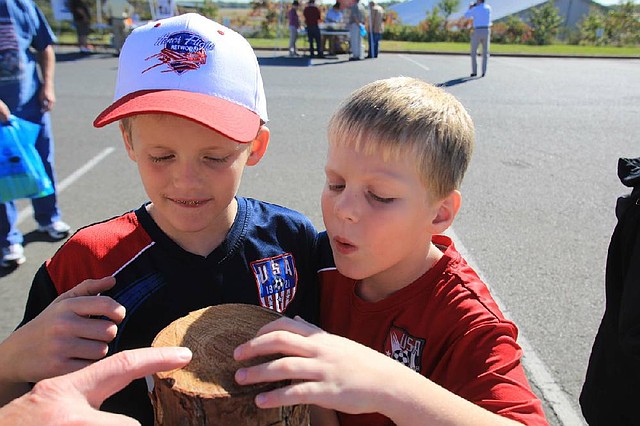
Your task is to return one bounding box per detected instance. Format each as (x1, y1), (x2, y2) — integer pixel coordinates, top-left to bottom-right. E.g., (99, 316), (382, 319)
(151, 304), (309, 425)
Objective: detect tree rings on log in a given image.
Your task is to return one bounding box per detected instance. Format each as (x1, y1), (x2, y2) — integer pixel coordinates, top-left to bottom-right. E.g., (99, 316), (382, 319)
(150, 304), (309, 425)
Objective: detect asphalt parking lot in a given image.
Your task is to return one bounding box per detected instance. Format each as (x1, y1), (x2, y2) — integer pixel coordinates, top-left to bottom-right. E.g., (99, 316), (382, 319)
(0, 45), (638, 424)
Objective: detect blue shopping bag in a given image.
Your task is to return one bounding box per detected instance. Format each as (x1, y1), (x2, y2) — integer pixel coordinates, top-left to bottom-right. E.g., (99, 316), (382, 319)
(0, 116), (54, 203)
(359, 23), (367, 37)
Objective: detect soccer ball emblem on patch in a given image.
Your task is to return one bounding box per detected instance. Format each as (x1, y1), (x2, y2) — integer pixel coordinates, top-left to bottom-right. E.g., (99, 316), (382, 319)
(251, 253), (298, 313)
(385, 326), (425, 373)
(143, 31), (215, 74)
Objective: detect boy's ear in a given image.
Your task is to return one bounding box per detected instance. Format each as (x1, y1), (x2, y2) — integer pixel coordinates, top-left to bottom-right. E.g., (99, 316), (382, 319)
(119, 122), (136, 162)
(246, 125), (270, 166)
(430, 190), (461, 234)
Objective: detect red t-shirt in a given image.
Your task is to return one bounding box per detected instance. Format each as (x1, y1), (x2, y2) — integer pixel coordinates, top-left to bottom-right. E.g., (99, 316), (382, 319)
(318, 234), (548, 426)
(303, 5), (321, 27)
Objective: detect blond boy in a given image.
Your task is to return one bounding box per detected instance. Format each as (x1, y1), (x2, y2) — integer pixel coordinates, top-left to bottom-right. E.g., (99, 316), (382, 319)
(234, 77), (548, 425)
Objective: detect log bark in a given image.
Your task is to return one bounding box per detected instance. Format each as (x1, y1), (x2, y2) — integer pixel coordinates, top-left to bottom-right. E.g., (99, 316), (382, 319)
(150, 304), (309, 426)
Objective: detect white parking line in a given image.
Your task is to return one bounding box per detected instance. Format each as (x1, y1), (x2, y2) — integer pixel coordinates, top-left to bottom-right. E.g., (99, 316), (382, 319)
(446, 227), (586, 426)
(399, 54), (431, 71)
(16, 147), (116, 225)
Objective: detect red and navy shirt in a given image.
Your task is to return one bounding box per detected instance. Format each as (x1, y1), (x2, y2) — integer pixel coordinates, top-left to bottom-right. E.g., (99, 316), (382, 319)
(21, 197), (319, 424)
(317, 233), (547, 426)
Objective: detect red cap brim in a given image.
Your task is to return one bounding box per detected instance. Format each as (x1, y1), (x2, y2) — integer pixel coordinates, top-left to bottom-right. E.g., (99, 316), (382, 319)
(93, 90), (261, 143)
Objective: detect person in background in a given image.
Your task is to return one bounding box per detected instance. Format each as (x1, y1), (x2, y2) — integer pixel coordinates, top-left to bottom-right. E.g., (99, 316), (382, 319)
(68, 0), (92, 54)
(580, 157), (640, 425)
(347, 0), (366, 61)
(464, 0), (492, 77)
(323, 2), (343, 56)
(303, 0), (323, 58)
(154, 0), (177, 20)
(0, 0), (71, 269)
(288, 0), (301, 57)
(367, 0), (383, 58)
(102, 0), (134, 55)
(325, 2), (342, 24)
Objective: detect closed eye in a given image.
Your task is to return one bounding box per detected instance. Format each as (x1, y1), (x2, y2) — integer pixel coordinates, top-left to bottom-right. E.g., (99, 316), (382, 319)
(150, 154), (173, 163)
(368, 192), (395, 204)
(205, 156), (230, 163)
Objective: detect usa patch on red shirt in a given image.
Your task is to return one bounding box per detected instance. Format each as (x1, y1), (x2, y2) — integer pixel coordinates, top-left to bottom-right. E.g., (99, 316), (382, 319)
(385, 326), (426, 373)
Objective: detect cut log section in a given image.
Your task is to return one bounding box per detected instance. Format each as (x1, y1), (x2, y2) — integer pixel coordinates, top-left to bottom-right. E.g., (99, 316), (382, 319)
(150, 304), (309, 425)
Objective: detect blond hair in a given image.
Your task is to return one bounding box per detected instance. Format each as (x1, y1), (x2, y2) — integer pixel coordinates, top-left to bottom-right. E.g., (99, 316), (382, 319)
(327, 77), (475, 200)
(120, 116), (134, 140)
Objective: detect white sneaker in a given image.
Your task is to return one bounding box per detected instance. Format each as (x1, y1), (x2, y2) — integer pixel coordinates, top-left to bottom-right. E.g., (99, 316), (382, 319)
(37, 221), (71, 240)
(1, 244), (26, 268)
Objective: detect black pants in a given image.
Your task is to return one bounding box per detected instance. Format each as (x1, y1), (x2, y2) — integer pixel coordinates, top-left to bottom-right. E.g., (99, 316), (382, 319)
(307, 26), (322, 57)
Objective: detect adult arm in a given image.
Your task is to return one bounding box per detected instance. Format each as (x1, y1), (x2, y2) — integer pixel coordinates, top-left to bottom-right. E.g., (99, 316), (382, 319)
(234, 316), (523, 426)
(0, 277), (126, 406)
(36, 45), (56, 112)
(0, 346), (191, 425)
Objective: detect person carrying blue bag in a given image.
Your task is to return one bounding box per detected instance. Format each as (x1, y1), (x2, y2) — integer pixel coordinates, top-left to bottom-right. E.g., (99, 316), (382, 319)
(0, 0), (71, 268)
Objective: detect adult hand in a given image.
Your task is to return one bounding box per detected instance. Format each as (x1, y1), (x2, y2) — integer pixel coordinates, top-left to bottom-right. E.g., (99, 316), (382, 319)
(38, 45), (56, 113)
(0, 346), (192, 425)
(233, 316), (394, 415)
(39, 84), (55, 113)
(0, 276), (126, 385)
(0, 100), (9, 123)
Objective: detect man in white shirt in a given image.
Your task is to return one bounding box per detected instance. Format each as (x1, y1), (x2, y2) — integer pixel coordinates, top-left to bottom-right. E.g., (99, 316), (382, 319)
(155, 0), (177, 20)
(464, 0), (491, 77)
(103, 0), (134, 55)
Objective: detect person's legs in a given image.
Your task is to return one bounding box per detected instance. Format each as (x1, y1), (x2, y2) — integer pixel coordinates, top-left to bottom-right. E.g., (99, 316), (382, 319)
(373, 33), (381, 58)
(481, 29), (490, 76)
(0, 202), (22, 248)
(76, 21), (91, 52)
(307, 29), (314, 56)
(0, 199), (24, 267)
(31, 113), (62, 229)
(470, 31), (479, 76)
(112, 19), (125, 54)
(313, 27), (323, 57)
(349, 23), (360, 59)
(289, 26), (297, 55)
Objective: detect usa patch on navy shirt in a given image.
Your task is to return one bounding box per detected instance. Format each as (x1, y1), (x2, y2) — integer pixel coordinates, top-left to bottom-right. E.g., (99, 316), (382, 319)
(251, 253), (298, 313)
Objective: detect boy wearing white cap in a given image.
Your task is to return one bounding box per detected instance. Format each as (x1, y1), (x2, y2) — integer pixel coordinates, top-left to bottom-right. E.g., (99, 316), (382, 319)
(0, 13), (319, 423)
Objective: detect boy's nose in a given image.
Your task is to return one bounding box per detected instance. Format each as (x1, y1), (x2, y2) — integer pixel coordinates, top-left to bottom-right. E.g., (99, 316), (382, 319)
(334, 191), (359, 223)
(173, 162), (203, 187)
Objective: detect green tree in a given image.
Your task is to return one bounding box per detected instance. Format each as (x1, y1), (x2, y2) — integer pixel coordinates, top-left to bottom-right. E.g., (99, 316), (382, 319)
(197, 0), (219, 21)
(438, 0), (460, 21)
(251, 0), (278, 38)
(579, 8), (607, 45)
(421, 6), (445, 41)
(501, 15), (531, 44)
(606, 1), (640, 46)
(578, 1), (639, 46)
(437, 0), (460, 40)
(528, 0), (562, 45)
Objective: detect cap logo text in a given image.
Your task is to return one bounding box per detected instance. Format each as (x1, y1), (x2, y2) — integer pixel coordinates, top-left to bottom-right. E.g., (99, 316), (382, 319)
(143, 31), (214, 75)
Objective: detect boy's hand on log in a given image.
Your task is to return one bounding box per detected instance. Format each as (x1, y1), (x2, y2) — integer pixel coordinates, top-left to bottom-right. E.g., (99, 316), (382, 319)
(1, 277), (126, 383)
(233, 316), (392, 415)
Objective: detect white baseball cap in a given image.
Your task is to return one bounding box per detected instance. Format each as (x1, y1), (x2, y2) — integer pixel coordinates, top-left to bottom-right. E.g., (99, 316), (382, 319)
(93, 13), (268, 143)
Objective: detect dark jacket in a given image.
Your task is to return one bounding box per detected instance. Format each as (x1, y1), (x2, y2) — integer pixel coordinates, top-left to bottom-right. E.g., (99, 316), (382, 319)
(580, 157), (640, 425)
